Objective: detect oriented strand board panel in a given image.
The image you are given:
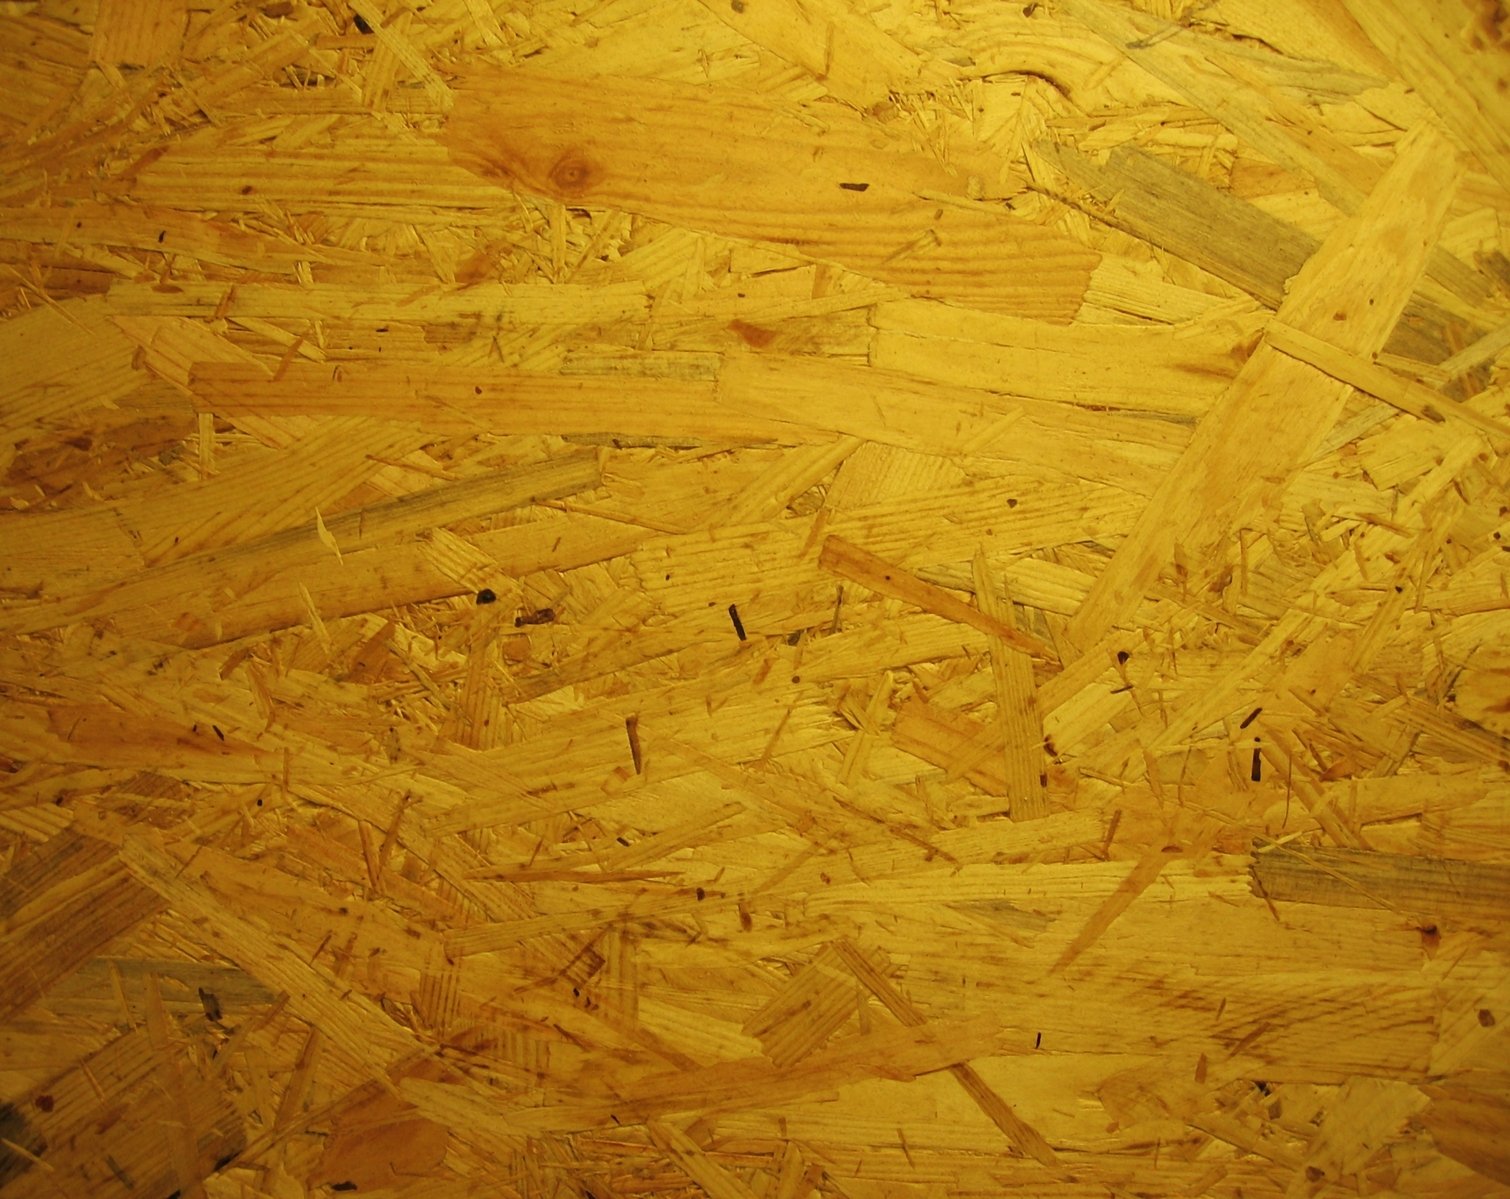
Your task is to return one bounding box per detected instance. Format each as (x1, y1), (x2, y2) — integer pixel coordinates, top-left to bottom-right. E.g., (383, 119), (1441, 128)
(1, 1), (1509, 1197)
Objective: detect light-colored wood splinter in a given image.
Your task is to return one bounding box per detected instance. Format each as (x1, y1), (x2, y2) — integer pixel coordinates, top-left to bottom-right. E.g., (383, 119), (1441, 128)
(820, 535), (1058, 661)
(1264, 321), (1510, 443)
(1066, 121), (1460, 657)
(972, 547), (1050, 821)
(833, 940), (1061, 1168)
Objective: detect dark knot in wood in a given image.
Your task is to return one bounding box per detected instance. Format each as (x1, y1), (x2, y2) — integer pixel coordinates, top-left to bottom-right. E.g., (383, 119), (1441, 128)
(548, 152), (597, 196)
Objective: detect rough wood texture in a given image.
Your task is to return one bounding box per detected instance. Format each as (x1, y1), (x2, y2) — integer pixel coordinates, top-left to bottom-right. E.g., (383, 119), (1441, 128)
(1, 1), (1508, 1197)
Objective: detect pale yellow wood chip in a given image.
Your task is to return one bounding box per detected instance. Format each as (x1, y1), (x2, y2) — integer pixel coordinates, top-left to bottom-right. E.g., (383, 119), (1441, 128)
(1066, 122), (1460, 655)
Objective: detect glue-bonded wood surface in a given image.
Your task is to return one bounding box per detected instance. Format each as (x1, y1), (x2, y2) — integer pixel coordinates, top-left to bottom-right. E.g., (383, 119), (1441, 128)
(1, 1), (1508, 1196)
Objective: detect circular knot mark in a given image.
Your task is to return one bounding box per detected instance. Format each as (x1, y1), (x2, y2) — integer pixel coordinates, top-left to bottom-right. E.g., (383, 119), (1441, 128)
(548, 152), (597, 197)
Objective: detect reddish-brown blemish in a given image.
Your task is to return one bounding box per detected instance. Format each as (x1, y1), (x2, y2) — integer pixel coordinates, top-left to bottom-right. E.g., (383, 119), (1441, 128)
(548, 152), (597, 197)
(729, 319), (776, 348)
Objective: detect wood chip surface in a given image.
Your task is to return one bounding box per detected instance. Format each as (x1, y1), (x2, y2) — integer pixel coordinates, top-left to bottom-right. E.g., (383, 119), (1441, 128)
(1, 1), (1508, 1196)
